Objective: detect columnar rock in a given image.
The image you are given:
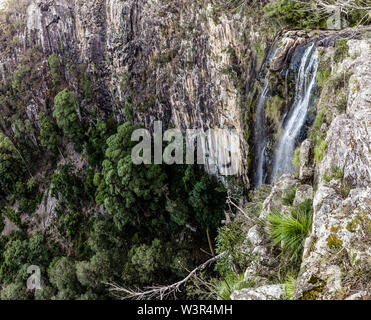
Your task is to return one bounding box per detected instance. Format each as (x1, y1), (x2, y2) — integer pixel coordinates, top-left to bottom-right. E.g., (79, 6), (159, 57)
(294, 39), (371, 300)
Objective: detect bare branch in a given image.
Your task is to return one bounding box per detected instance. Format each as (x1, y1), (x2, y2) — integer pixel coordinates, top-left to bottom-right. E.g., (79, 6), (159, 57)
(106, 252), (228, 300)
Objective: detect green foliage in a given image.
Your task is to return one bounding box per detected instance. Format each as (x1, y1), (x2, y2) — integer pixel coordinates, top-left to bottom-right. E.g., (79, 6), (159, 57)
(53, 89), (84, 148)
(326, 233), (343, 250)
(48, 53), (62, 84)
(80, 71), (91, 100)
(283, 186), (298, 206)
(346, 2), (371, 27)
(310, 111), (325, 137)
(122, 239), (163, 285)
(0, 282), (30, 300)
(316, 55), (332, 88)
(51, 163), (86, 209)
(215, 221), (249, 275)
(309, 111), (327, 164)
(50, 164), (91, 241)
(13, 178), (42, 215)
(0, 132), (26, 196)
(292, 147), (300, 171)
(264, 0), (325, 29)
(98, 122), (167, 230)
(335, 90), (347, 113)
(1, 206), (21, 228)
(12, 64), (31, 93)
(314, 139), (327, 162)
(264, 0), (369, 30)
(34, 286), (56, 300)
(38, 112), (62, 156)
(76, 250), (113, 292)
(188, 176), (226, 230)
(267, 200), (313, 264)
(334, 39), (350, 64)
(213, 271), (254, 300)
(323, 165), (351, 198)
(265, 95), (285, 129)
(0, 232), (60, 284)
(285, 275), (297, 300)
(48, 257), (79, 293)
(83, 117), (117, 167)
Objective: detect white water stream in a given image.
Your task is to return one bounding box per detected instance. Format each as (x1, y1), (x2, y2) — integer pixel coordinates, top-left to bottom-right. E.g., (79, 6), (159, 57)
(271, 43), (319, 181)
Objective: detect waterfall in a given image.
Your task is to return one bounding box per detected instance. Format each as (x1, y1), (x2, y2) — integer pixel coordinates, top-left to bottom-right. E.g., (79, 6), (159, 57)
(254, 82), (269, 187)
(253, 48), (278, 187)
(271, 43), (319, 181)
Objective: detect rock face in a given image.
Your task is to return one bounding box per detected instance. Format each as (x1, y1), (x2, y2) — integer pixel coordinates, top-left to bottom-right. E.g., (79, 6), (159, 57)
(0, 1), (370, 301)
(0, 0), (284, 183)
(293, 38), (371, 300)
(299, 139), (313, 181)
(270, 36), (306, 72)
(231, 284), (286, 300)
(232, 36), (370, 299)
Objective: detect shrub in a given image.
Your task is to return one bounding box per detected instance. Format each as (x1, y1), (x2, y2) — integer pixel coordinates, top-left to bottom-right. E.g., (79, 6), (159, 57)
(292, 147), (300, 171)
(53, 89), (84, 147)
(267, 200), (313, 264)
(215, 221), (249, 275)
(48, 53), (62, 83)
(0, 214), (4, 233)
(1, 207), (21, 227)
(285, 275), (297, 300)
(0, 282), (30, 300)
(334, 39), (349, 64)
(283, 186), (298, 206)
(264, 0), (325, 29)
(38, 112), (62, 156)
(48, 257), (79, 293)
(314, 139), (327, 162)
(51, 163), (86, 209)
(213, 271), (254, 300)
(0, 132), (26, 196)
(316, 56), (332, 88)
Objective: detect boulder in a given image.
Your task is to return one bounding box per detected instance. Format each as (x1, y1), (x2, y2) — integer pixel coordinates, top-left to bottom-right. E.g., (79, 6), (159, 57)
(299, 139), (313, 181)
(293, 184), (313, 206)
(270, 37), (306, 72)
(231, 284), (286, 300)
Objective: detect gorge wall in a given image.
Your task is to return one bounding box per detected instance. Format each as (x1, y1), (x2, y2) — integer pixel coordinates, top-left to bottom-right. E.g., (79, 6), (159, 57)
(0, 0), (282, 184)
(0, 0), (370, 300)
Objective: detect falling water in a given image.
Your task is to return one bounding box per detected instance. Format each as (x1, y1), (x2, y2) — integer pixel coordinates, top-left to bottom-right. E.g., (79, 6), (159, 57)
(271, 43), (319, 180)
(253, 48), (278, 187)
(254, 82), (269, 187)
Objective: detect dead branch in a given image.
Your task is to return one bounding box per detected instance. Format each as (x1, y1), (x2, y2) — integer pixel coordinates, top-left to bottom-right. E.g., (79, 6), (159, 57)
(106, 251), (228, 300)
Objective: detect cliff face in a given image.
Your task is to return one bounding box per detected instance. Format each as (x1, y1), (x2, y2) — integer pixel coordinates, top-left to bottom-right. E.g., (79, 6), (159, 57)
(1, 0), (278, 182)
(0, 0), (370, 300)
(294, 37), (371, 300)
(230, 34), (371, 300)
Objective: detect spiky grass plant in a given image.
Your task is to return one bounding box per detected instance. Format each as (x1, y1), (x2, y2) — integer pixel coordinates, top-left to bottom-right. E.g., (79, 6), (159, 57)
(267, 200), (313, 264)
(284, 275), (297, 300)
(213, 271), (255, 300)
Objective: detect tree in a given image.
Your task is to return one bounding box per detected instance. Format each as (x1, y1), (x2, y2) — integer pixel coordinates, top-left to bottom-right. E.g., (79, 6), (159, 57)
(34, 286), (56, 300)
(97, 122), (167, 231)
(48, 257), (79, 293)
(53, 89), (84, 147)
(0, 132), (26, 195)
(38, 112), (62, 156)
(188, 175), (227, 230)
(0, 282), (30, 300)
(76, 250), (113, 292)
(0, 239), (28, 283)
